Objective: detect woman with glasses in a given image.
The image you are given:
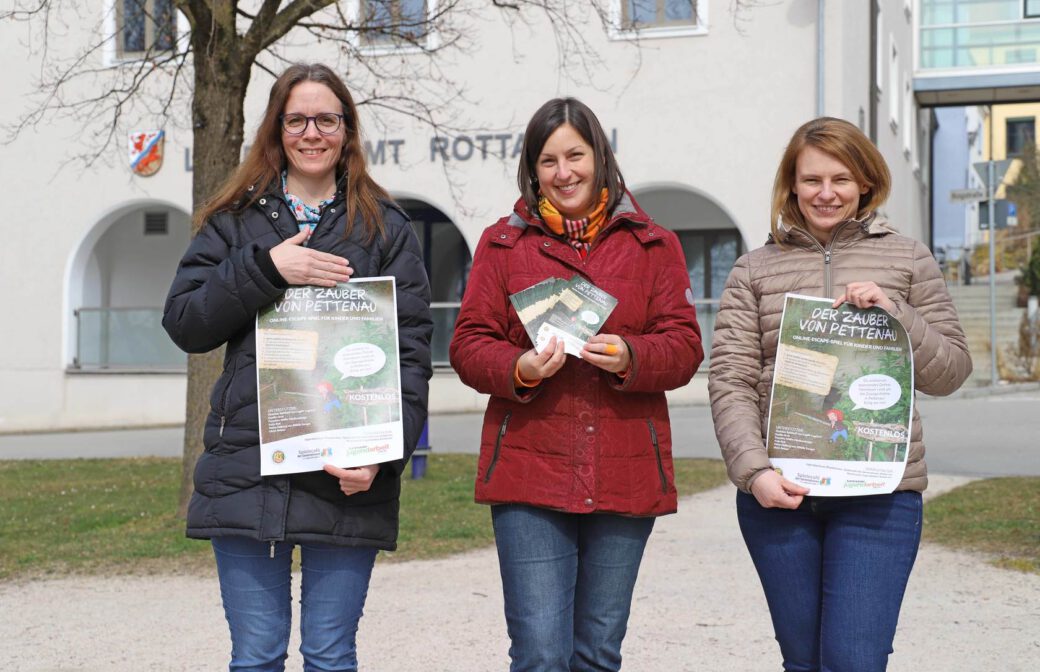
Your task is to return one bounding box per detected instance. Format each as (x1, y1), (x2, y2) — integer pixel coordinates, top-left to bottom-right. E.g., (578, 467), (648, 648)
(163, 63), (432, 671)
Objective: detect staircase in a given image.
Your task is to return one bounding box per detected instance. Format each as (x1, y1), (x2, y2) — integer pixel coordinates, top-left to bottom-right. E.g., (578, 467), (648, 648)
(946, 280), (1026, 386)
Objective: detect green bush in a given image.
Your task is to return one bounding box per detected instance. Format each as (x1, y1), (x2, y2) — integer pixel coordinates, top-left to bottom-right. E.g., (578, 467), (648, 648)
(1023, 242), (1040, 296)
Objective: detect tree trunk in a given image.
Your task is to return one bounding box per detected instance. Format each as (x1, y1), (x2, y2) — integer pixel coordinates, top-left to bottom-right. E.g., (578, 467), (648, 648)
(177, 18), (252, 517)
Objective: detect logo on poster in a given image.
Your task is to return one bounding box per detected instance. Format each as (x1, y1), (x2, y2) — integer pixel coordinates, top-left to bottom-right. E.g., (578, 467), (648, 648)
(272, 450), (285, 464)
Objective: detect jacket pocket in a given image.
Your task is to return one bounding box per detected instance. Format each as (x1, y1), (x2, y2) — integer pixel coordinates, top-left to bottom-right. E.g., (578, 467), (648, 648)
(647, 419), (667, 494)
(217, 358), (239, 438)
(484, 411), (511, 484)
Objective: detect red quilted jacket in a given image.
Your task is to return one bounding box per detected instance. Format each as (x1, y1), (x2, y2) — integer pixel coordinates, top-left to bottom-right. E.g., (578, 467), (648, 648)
(449, 193), (703, 516)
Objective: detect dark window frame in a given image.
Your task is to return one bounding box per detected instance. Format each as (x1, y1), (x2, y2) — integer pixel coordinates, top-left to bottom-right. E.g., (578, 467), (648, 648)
(674, 228), (743, 301)
(622, 0), (699, 30)
(1006, 116), (1035, 156)
(361, 0), (429, 46)
(116, 0), (176, 59)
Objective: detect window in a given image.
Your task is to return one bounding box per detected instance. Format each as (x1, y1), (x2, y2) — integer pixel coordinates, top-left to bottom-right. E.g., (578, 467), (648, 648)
(143, 212), (169, 236)
(117, 0), (175, 58)
(675, 230), (742, 301)
(611, 0), (706, 39)
(1027, 0), (1040, 19)
(902, 75), (913, 157)
(1006, 117), (1035, 156)
(623, 0), (697, 28)
(875, 6), (884, 98)
(889, 38), (900, 131)
(916, 109), (930, 180)
(361, 0), (428, 45)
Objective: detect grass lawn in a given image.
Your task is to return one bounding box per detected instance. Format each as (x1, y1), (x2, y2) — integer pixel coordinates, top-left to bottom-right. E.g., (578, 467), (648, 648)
(0, 455), (728, 579)
(923, 477), (1040, 573)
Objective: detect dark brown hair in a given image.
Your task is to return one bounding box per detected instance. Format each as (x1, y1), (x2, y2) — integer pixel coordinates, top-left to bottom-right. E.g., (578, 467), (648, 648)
(517, 97), (626, 215)
(194, 63), (389, 240)
(771, 117), (891, 240)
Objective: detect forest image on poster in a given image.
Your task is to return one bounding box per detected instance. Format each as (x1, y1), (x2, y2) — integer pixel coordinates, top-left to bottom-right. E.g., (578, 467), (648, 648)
(255, 278), (403, 475)
(766, 294), (914, 495)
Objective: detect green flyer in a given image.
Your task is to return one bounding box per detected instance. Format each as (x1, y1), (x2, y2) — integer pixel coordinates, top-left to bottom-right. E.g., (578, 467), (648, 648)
(508, 275), (617, 356)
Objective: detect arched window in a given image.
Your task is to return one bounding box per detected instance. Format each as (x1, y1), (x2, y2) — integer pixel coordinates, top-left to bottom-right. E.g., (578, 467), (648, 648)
(396, 198), (471, 366)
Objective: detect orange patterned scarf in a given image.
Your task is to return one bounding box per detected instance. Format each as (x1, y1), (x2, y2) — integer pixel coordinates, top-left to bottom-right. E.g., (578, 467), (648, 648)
(538, 188), (609, 258)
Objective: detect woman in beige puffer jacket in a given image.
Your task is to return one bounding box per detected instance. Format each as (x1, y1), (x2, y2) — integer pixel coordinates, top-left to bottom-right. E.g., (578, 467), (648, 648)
(709, 117), (971, 672)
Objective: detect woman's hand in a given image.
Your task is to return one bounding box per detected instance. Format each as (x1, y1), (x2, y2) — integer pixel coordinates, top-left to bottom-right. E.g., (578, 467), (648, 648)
(581, 334), (631, 374)
(749, 469), (810, 509)
(323, 464), (380, 496)
(833, 281), (896, 313)
(517, 336), (567, 382)
(270, 228), (353, 287)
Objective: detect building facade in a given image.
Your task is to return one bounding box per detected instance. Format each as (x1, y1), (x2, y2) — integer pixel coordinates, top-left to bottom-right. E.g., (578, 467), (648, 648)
(0, 1), (929, 432)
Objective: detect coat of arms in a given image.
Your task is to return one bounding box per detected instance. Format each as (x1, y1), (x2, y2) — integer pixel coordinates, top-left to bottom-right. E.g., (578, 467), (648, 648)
(128, 130), (165, 177)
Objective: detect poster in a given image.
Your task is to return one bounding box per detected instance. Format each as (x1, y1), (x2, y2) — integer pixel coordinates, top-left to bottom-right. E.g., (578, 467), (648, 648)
(765, 294), (914, 496)
(508, 276), (617, 356)
(255, 277), (403, 476)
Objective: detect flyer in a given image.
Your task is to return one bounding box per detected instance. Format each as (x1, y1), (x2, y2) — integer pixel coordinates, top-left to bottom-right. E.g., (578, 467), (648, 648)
(255, 277), (403, 476)
(508, 276), (618, 356)
(765, 293), (914, 496)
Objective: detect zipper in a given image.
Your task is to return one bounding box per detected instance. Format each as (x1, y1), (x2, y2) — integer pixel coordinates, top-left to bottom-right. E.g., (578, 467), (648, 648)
(261, 477), (290, 553)
(823, 248), (832, 297)
(790, 222), (853, 298)
(483, 411), (511, 483)
(647, 419), (668, 494)
(585, 213), (634, 260)
(311, 195), (342, 243)
(217, 359), (238, 438)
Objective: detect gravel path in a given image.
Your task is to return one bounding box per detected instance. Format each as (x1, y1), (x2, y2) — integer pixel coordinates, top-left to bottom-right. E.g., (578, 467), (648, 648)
(2, 475), (1037, 671)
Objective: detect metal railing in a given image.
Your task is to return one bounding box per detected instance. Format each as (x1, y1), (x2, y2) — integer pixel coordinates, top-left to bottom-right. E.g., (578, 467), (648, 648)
(694, 300), (718, 362)
(74, 307), (186, 371)
(71, 300), (718, 372)
(430, 302), (461, 367)
(430, 299), (719, 368)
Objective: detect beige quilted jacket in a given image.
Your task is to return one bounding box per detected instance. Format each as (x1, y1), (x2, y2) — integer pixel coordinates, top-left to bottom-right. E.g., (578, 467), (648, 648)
(708, 215), (972, 494)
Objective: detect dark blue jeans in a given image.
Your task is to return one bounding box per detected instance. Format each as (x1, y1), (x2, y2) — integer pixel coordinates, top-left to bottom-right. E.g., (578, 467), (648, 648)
(211, 537), (378, 672)
(736, 490), (923, 672)
(491, 504), (655, 672)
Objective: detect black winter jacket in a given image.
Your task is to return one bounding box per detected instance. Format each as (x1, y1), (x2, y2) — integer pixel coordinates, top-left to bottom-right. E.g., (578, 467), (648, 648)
(163, 186), (432, 550)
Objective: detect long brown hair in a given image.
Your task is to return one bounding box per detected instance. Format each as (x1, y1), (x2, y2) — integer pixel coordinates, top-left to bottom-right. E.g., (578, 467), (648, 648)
(194, 63), (389, 240)
(770, 117), (891, 241)
(517, 98), (626, 216)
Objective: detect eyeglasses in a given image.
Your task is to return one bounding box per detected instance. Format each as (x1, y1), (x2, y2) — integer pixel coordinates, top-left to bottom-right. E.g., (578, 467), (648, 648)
(280, 113), (344, 135)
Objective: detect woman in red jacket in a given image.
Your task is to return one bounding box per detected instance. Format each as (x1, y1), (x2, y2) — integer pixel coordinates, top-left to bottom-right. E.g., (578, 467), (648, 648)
(449, 98), (703, 671)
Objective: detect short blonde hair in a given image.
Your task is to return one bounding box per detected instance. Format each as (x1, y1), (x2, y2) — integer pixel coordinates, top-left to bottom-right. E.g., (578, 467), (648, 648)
(770, 117), (891, 241)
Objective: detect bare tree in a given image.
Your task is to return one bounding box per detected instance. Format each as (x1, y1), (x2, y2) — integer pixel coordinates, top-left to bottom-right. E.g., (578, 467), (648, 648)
(2, 0), (761, 515)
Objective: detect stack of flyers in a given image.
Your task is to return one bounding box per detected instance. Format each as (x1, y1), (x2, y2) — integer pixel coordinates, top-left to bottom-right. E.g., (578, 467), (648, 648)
(509, 276), (618, 356)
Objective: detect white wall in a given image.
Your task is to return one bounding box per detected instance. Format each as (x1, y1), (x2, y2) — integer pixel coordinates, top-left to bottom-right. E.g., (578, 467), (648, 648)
(0, 1), (926, 431)
(874, 0), (929, 242)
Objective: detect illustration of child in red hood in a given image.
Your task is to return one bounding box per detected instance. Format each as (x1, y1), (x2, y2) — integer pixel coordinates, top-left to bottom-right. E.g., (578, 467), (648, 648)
(827, 408), (848, 443)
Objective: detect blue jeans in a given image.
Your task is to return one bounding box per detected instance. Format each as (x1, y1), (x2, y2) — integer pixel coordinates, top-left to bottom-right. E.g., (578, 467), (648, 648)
(491, 504), (655, 672)
(211, 537), (378, 672)
(736, 490), (923, 672)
